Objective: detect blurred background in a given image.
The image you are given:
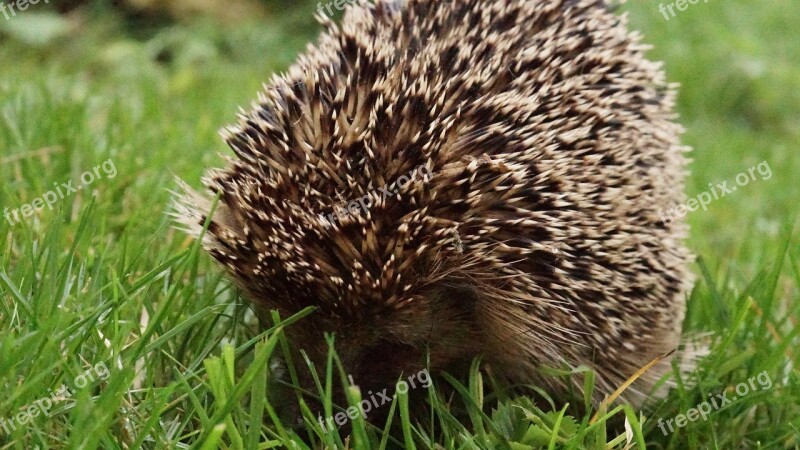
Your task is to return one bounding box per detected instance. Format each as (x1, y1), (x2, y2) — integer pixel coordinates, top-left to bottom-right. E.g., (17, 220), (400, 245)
(2, 0), (797, 266)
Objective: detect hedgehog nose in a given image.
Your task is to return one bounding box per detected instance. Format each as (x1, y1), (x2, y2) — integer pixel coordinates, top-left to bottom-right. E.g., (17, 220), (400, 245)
(269, 380), (302, 427)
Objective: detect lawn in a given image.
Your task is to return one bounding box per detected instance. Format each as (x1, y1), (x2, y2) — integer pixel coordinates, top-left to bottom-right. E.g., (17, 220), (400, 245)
(0, 0), (798, 448)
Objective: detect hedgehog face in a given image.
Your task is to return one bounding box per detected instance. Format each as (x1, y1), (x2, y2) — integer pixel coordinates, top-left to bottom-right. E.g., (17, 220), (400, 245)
(260, 281), (483, 399)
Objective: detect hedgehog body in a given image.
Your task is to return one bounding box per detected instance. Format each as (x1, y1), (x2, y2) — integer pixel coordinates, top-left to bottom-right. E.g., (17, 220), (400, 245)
(177, 0), (694, 407)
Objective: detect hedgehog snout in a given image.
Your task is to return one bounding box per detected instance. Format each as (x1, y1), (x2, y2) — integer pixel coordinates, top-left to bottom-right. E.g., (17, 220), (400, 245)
(272, 287), (482, 422)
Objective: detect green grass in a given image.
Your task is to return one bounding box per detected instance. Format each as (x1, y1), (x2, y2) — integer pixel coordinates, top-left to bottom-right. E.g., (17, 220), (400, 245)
(0, 1), (798, 448)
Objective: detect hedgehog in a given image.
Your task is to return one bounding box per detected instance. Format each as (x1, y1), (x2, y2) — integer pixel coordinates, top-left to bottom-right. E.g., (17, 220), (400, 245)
(174, 0), (696, 412)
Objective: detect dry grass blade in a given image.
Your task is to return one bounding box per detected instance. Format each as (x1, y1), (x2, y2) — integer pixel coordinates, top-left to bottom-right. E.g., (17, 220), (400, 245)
(590, 349), (677, 425)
